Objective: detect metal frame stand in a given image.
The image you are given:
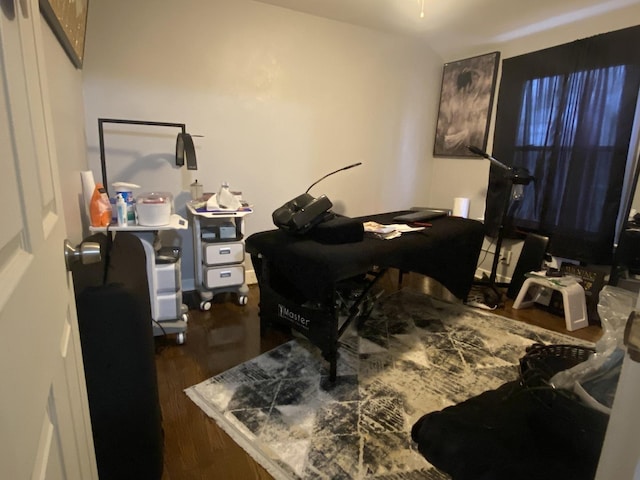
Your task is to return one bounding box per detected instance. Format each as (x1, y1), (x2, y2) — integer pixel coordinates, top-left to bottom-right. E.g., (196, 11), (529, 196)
(471, 149), (532, 304)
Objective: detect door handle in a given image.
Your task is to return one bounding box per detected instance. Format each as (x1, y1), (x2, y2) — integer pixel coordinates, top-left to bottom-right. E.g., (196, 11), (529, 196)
(64, 239), (101, 271)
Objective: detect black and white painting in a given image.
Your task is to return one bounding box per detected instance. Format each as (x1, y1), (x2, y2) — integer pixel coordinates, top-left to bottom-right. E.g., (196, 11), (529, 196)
(434, 51), (500, 157)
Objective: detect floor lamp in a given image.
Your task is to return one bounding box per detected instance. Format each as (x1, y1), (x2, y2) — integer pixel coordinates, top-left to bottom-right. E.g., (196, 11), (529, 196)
(467, 145), (533, 300)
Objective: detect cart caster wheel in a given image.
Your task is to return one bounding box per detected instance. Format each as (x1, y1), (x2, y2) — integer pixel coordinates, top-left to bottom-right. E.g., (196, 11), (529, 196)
(238, 295), (248, 306)
(200, 300), (211, 311)
(182, 313), (189, 323)
(176, 332), (186, 345)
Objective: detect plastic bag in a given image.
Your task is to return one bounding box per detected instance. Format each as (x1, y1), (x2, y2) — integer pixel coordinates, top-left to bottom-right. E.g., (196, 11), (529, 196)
(550, 285), (637, 413)
(90, 183), (112, 227)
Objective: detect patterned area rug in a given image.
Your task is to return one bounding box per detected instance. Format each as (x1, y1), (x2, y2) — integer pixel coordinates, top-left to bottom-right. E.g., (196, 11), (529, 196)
(186, 290), (589, 480)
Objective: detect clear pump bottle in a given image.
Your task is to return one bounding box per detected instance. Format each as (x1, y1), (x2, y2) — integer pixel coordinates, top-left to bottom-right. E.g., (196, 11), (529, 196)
(116, 194), (127, 226)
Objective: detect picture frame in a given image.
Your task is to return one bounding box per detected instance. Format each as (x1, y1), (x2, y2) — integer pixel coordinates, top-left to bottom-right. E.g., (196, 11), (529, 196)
(39, 0), (89, 69)
(433, 51), (500, 157)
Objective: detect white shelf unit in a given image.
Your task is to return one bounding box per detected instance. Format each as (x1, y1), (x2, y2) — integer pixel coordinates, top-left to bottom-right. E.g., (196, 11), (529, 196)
(90, 214), (189, 344)
(187, 205), (252, 310)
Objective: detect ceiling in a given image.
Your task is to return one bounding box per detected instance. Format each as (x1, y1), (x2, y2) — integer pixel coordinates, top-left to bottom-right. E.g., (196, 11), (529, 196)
(252, 0), (640, 58)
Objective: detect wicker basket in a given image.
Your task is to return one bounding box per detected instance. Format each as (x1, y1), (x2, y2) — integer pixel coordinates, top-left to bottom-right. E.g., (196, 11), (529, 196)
(519, 343), (595, 386)
(518, 343), (609, 448)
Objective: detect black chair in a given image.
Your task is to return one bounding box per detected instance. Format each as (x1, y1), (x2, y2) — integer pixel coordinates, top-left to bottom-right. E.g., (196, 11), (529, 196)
(72, 233), (164, 480)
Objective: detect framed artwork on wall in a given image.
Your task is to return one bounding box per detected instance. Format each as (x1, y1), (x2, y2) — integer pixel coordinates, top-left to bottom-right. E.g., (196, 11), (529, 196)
(39, 0), (89, 69)
(433, 51), (500, 157)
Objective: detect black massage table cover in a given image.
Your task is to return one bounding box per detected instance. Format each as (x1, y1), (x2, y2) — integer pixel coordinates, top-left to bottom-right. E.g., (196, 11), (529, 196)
(246, 212), (484, 301)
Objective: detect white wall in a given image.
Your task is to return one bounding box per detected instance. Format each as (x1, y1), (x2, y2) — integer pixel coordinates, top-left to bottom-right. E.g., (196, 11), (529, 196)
(81, 0), (443, 289)
(40, 14), (89, 245)
(80, 0), (640, 292)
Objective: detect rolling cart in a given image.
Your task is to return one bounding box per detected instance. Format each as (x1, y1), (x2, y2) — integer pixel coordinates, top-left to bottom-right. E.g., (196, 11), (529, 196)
(187, 203), (252, 311)
(90, 214), (190, 344)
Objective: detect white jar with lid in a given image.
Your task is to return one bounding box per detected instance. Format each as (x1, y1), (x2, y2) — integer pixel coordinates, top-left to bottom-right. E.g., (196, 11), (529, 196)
(136, 192), (173, 226)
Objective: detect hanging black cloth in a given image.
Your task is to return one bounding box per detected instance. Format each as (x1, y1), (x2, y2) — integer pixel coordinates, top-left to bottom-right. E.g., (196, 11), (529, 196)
(486, 25), (640, 264)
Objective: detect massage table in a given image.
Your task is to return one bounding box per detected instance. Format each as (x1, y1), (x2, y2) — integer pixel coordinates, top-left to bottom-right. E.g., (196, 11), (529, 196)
(246, 211), (485, 382)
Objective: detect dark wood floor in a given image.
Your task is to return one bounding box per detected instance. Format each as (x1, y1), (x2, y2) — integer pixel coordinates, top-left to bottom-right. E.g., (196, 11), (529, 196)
(154, 270), (602, 479)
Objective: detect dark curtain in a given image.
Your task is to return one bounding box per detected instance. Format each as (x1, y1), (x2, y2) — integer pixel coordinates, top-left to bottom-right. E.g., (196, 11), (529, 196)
(486, 25), (640, 264)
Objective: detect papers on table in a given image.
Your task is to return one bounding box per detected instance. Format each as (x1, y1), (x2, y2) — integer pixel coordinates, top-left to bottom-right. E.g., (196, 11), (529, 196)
(524, 270), (582, 287)
(363, 221), (425, 240)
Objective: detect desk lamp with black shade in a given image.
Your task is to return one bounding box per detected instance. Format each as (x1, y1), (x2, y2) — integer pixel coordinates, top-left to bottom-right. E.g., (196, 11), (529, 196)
(272, 162), (362, 234)
(467, 145), (533, 303)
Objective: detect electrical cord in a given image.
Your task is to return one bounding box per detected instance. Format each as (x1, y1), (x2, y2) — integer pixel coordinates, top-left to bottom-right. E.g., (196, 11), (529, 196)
(467, 237), (502, 309)
(152, 318), (168, 337)
(476, 236), (495, 270)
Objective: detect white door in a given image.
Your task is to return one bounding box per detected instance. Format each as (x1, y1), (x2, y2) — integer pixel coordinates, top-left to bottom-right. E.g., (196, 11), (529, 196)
(0, 1), (98, 479)
(595, 307), (640, 479)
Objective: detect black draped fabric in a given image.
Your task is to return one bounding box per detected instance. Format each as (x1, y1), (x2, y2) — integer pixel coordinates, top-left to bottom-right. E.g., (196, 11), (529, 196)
(486, 25), (640, 264)
(411, 381), (609, 480)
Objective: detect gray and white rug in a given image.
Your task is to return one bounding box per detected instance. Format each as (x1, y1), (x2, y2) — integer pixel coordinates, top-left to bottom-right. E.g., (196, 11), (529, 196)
(186, 290), (590, 480)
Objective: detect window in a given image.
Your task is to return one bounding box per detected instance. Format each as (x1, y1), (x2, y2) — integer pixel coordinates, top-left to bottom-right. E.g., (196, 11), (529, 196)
(485, 25), (640, 264)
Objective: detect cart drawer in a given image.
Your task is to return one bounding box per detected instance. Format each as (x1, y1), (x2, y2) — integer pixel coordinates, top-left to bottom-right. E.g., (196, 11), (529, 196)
(156, 292), (182, 321)
(156, 262), (180, 293)
(203, 242), (244, 266)
(204, 265), (244, 289)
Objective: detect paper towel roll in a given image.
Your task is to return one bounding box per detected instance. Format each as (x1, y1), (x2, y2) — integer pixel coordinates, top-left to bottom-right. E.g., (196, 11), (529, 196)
(80, 170), (96, 217)
(453, 197), (470, 218)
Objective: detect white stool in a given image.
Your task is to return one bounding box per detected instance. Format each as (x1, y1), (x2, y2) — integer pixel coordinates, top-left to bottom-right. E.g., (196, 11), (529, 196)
(512, 273), (589, 331)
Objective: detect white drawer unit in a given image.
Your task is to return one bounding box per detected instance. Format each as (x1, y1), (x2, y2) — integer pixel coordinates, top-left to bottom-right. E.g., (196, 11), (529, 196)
(156, 261), (181, 293)
(203, 242), (244, 266)
(188, 204), (253, 310)
(90, 218), (190, 345)
(204, 265), (245, 289)
(156, 292), (183, 321)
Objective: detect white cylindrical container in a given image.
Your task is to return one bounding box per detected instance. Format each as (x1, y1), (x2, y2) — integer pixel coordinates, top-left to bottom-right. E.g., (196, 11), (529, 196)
(80, 170), (96, 218)
(453, 197), (470, 218)
(190, 179), (203, 200)
(136, 192), (173, 226)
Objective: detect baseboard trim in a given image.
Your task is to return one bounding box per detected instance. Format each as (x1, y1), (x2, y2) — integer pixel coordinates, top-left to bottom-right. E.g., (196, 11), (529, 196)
(475, 268), (512, 285)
